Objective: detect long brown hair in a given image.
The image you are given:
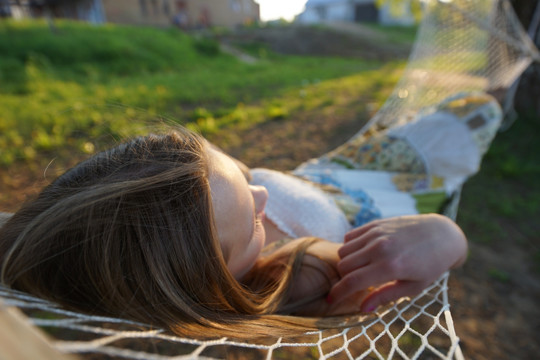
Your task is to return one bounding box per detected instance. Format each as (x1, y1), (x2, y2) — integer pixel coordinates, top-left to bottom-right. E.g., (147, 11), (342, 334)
(0, 129), (345, 339)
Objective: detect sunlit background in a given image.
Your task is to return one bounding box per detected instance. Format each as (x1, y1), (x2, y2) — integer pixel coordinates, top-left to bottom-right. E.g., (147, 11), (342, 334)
(255, 0), (308, 21)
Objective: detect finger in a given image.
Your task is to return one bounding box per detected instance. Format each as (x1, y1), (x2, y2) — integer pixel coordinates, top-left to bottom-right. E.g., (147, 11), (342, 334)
(327, 263), (394, 306)
(343, 221), (379, 243)
(338, 235), (371, 260)
(336, 248), (370, 277)
(359, 280), (426, 313)
(339, 226), (382, 259)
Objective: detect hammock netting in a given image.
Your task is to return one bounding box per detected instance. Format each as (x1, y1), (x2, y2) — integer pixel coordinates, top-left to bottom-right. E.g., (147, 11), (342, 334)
(0, 0), (538, 359)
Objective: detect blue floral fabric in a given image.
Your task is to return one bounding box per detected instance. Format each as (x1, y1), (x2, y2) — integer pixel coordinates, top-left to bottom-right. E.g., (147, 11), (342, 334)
(297, 172), (382, 227)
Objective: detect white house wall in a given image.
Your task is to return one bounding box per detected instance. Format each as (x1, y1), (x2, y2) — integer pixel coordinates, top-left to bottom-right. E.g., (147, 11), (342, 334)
(297, 0), (344, 23)
(328, 2), (354, 22)
(7, 5), (24, 19)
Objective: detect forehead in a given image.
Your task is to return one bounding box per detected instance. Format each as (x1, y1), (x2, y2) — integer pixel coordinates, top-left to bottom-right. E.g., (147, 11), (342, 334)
(207, 147), (247, 205)
(207, 146), (240, 183)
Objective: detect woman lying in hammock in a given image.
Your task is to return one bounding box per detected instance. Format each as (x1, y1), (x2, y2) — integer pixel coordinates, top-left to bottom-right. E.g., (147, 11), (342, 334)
(0, 127), (468, 339)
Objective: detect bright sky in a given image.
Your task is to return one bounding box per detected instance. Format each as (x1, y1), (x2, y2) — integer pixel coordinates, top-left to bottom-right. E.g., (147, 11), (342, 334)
(255, 0), (309, 21)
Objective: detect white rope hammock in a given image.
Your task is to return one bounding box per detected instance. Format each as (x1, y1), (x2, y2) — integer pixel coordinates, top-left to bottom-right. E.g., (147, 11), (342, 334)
(0, 274), (460, 360)
(0, 0), (538, 359)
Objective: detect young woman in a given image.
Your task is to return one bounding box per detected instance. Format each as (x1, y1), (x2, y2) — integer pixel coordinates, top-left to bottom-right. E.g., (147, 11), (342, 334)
(0, 127), (468, 339)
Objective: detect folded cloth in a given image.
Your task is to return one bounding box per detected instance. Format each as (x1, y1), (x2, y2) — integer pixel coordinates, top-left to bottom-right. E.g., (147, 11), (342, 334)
(295, 92), (503, 218)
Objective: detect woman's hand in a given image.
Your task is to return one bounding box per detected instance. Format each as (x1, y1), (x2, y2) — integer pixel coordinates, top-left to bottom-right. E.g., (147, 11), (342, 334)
(280, 239), (371, 317)
(327, 214), (468, 313)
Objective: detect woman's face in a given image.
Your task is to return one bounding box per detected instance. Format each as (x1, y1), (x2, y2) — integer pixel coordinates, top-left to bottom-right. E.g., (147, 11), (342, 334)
(207, 146), (268, 280)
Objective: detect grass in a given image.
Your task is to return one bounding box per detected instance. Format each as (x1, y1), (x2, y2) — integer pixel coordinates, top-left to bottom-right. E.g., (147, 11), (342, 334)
(488, 268), (511, 283)
(363, 23), (419, 45)
(457, 111), (540, 270)
(0, 19), (390, 167)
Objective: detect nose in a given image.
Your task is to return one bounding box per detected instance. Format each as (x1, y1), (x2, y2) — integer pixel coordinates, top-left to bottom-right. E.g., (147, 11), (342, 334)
(249, 185), (268, 215)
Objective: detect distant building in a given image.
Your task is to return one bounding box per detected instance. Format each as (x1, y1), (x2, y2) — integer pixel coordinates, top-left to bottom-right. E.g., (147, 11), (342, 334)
(101, 0), (260, 28)
(296, 0), (415, 26)
(1, 0), (260, 28)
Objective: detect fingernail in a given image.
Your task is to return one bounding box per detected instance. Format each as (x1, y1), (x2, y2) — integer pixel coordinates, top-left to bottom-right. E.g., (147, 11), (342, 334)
(326, 295), (333, 304)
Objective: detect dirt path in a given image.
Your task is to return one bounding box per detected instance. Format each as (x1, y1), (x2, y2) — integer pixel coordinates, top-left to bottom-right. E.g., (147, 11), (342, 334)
(218, 23), (411, 61)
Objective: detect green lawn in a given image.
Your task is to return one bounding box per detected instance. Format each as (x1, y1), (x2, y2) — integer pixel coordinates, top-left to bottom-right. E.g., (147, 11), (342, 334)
(459, 113), (540, 248)
(0, 20), (392, 167)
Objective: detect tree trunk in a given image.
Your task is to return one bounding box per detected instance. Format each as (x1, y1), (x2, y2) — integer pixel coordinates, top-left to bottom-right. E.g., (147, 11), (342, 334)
(511, 0), (540, 118)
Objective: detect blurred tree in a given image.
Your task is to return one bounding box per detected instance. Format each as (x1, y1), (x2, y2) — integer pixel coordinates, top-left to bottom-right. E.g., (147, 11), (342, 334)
(375, 0), (423, 22)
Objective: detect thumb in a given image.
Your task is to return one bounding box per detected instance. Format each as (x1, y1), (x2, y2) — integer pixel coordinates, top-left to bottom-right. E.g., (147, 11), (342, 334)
(360, 281), (426, 313)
